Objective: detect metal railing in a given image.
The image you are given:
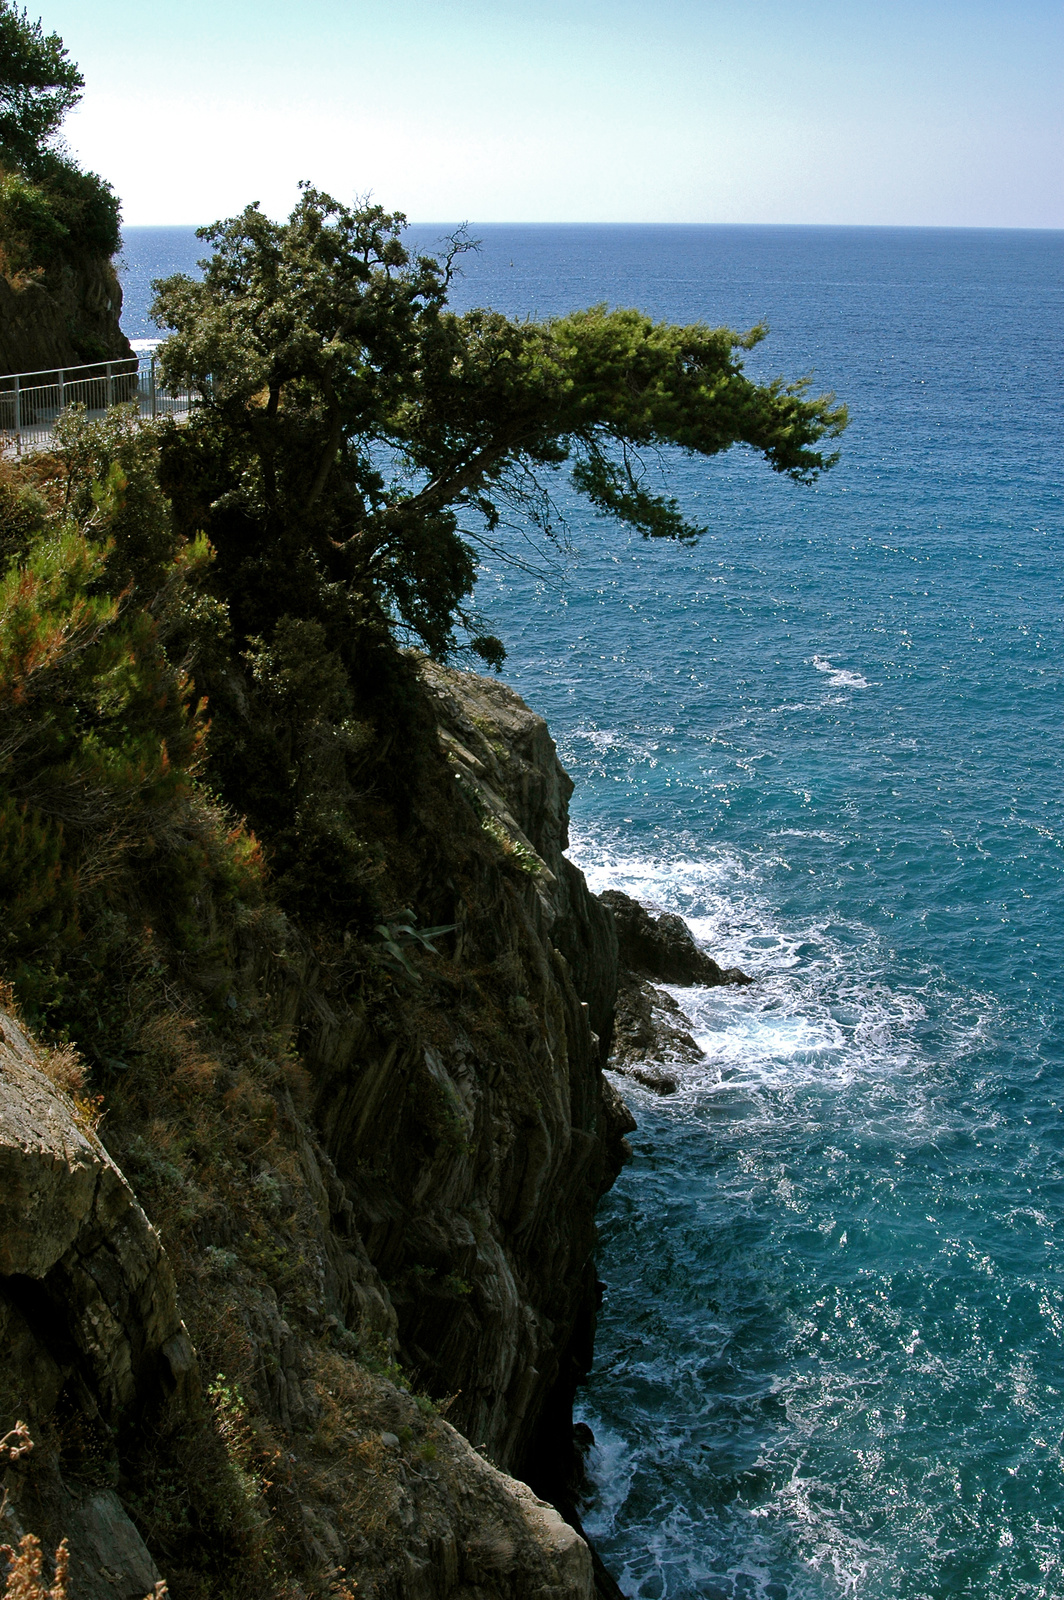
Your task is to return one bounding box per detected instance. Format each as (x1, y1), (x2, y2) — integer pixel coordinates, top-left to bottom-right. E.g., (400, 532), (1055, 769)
(0, 350), (199, 454)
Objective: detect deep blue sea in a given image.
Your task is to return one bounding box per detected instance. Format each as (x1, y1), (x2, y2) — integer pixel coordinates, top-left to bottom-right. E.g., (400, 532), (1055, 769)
(121, 223), (1064, 1600)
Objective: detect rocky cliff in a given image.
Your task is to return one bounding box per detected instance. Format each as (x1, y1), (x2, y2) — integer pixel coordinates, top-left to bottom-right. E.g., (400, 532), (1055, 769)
(0, 662), (633, 1599)
(308, 662), (633, 1488)
(0, 1009), (185, 1600)
(0, 255), (130, 375)
(0, 995), (598, 1600)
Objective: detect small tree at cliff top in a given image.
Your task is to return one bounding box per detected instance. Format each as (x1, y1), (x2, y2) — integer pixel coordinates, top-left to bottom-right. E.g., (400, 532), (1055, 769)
(0, 1), (80, 168)
(153, 184), (848, 668)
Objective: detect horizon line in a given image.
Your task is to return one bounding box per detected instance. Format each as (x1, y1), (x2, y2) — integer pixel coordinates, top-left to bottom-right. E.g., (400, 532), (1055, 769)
(121, 219), (1064, 234)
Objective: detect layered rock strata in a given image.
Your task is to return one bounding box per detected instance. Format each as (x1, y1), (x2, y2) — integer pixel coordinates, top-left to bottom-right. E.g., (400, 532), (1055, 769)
(0, 1001), (598, 1600)
(0, 665), (758, 1598)
(0, 1010), (187, 1600)
(1, 663), (633, 1598)
(302, 662), (635, 1506)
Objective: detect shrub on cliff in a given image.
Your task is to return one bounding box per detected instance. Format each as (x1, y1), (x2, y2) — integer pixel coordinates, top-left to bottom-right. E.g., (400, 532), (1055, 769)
(0, 420), (263, 1038)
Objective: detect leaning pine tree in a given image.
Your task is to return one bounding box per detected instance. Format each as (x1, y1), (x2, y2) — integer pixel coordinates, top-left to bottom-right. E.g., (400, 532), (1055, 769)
(149, 185), (848, 926)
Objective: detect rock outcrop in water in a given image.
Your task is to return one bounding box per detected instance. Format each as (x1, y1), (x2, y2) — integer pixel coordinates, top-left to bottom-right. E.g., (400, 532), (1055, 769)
(602, 891), (751, 1094)
(600, 890), (750, 990)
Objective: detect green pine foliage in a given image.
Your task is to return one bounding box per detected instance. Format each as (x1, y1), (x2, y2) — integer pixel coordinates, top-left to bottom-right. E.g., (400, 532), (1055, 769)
(0, 183), (849, 1054)
(140, 185), (846, 942)
(0, 424), (263, 1040)
(0, 0), (81, 165)
(153, 186), (846, 674)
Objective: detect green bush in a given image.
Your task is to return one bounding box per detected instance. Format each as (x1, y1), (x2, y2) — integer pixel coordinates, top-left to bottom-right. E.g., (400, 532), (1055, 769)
(0, 156), (119, 274)
(0, 422), (265, 1036)
(34, 151), (120, 257)
(0, 2), (120, 274)
(0, 165), (64, 269)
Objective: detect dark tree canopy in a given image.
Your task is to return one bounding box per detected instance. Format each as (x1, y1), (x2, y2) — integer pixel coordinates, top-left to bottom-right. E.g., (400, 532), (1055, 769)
(0, 0), (81, 170)
(0, 2), (119, 271)
(154, 187), (847, 666)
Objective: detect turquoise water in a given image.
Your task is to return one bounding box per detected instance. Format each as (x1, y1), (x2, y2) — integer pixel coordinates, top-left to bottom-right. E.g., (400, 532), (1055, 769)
(123, 224), (1064, 1598)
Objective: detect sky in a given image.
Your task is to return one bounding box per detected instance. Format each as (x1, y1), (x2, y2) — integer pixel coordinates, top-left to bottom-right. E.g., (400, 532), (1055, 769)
(48, 0), (1064, 228)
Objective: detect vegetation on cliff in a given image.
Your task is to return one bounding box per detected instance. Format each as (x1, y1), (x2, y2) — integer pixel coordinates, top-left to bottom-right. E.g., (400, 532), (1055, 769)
(153, 186), (847, 670)
(144, 186), (846, 925)
(0, 158), (848, 1034)
(0, 404), (627, 1597)
(0, 3), (126, 373)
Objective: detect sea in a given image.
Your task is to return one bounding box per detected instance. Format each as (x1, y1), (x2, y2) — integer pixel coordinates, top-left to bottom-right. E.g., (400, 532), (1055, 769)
(120, 221), (1064, 1600)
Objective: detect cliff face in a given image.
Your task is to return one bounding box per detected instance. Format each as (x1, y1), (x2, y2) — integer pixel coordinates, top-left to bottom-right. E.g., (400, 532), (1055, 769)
(0, 999), (597, 1600)
(0, 255), (131, 375)
(0, 662), (631, 1599)
(302, 661), (633, 1496)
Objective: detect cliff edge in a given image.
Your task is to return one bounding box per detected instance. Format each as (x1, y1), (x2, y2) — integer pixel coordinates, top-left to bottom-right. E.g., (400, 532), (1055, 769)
(302, 659), (635, 1511)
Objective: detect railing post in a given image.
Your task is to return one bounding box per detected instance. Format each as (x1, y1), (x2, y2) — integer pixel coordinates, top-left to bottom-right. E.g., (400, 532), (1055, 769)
(151, 356), (157, 419)
(58, 368), (64, 414)
(106, 362), (113, 409)
(13, 374), (20, 455)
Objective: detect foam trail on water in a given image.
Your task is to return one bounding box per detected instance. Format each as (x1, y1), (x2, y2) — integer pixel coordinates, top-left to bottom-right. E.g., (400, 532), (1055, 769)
(570, 833), (979, 1102)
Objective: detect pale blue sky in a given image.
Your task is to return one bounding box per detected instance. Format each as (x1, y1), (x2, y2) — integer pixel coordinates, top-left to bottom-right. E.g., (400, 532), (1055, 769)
(51, 0), (1064, 226)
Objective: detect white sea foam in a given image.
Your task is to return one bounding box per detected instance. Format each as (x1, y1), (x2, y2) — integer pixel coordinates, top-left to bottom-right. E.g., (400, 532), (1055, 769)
(580, 1420), (878, 1599)
(569, 831), (991, 1117)
(574, 1420), (636, 1541)
(811, 654), (870, 689)
(571, 831), (1034, 1597)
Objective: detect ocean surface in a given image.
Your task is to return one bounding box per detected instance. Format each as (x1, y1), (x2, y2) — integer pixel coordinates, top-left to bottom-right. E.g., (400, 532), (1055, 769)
(120, 222), (1064, 1599)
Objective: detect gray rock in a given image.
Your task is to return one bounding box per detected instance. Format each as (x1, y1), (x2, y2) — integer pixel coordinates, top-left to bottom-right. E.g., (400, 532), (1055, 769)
(65, 1491), (163, 1600)
(599, 890), (751, 987)
(0, 1006), (192, 1599)
(302, 659), (636, 1499)
(609, 973), (701, 1092)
